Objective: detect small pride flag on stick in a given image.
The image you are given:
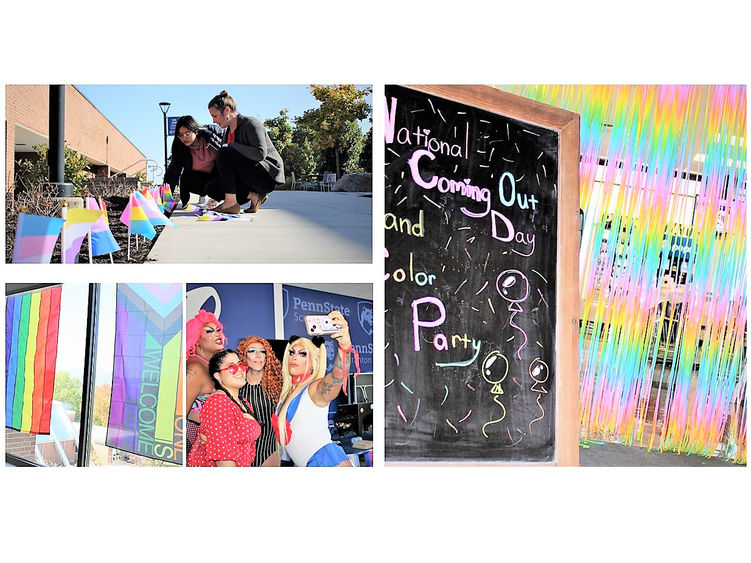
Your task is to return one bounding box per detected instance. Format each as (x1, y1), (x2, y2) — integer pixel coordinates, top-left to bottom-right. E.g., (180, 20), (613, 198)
(11, 213), (65, 263)
(120, 192), (156, 261)
(86, 197), (120, 262)
(61, 207), (104, 264)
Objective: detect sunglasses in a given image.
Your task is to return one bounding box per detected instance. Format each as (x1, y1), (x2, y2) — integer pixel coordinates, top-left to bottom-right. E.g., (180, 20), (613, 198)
(246, 348), (267, 356)
(219, 361), (248, 375)
(288, 349), (308, 358)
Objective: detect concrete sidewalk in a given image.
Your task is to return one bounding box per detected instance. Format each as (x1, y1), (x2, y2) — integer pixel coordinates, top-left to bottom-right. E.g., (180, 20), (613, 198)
(146, 190), (372, 263)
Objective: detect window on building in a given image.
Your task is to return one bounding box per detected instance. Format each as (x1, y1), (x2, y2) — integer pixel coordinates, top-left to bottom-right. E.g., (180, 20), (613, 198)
(5, 284), (182, 468)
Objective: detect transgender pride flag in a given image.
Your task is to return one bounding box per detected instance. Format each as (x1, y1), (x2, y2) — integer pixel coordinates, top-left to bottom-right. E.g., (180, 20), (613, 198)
(106, 284), (183, 464)
(12, 213), (65, 263)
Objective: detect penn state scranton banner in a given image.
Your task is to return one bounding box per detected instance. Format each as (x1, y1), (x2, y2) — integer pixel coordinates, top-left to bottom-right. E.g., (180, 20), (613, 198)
(106, 284), (183, 464)
(282, 285), (373, 373)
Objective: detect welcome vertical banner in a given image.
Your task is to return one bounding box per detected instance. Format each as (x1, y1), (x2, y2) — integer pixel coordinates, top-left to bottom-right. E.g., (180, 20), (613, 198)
(106, 284), (183, 464)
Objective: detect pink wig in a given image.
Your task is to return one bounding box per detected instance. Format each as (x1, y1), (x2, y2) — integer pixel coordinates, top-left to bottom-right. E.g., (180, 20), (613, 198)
(185, 310), (225, 357)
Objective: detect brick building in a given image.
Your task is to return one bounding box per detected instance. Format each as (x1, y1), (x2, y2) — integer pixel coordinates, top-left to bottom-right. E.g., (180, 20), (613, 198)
(5, 84), (146, 192)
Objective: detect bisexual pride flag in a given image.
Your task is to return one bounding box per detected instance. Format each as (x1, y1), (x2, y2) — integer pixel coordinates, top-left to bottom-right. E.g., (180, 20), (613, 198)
(5, 286), (62, 434)
(12, 213), (65, 263)
(106, 284), (183, 464)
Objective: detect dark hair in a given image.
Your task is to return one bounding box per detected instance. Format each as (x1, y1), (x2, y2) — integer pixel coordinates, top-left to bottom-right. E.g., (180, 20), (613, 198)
(175, 115), (200, 134)
(208, 349), (251, 414)
(208, 348), (237, 383)
(208, 90), (237, 113)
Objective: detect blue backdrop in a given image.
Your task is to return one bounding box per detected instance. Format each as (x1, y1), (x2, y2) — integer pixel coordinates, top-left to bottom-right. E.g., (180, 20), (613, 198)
(282, 285), (373, 373)
(185, 283), (275, 348)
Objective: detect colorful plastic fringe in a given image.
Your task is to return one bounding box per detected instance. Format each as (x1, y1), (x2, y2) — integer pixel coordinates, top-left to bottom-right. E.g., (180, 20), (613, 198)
(500, 85), (746, 463)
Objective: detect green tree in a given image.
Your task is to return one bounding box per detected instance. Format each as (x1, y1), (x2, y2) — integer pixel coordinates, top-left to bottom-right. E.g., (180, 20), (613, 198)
(359, 127), (372, 172)
(53, 371), (83, 422)
(93, 383), (111, 427)
(283, 110), (322, 183)
(308, 85), (371, 178)
(264, 109), (294, 154)
(15, 143), (93, 193)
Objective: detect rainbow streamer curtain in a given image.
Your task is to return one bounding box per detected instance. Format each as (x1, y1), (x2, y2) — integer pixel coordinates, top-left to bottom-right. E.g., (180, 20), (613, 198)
(500, 85), (746, 463)
(5, 286), (62, 434)
(106, 283), (183, 464)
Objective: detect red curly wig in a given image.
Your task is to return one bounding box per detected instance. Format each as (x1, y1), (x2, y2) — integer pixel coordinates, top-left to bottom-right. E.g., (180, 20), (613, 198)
(236, 336), (282, 405)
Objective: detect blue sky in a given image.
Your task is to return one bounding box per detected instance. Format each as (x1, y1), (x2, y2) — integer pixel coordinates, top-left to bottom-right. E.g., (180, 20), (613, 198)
(75, 84), (372, 183)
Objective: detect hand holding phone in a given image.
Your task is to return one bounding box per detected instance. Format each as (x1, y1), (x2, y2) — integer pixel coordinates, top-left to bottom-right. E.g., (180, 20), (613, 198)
(304, 315), (341, 336)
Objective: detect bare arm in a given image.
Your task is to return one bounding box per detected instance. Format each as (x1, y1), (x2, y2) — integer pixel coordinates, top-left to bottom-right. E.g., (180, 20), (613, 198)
(186, 359), (213, 417)
(261, 450), (280, 467)
(215, 460), (237, 467)
(312, 311), (352, 406)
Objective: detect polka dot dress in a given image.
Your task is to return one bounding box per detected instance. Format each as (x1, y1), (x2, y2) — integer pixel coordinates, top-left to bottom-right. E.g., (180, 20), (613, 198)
(186, 392), (261, 467)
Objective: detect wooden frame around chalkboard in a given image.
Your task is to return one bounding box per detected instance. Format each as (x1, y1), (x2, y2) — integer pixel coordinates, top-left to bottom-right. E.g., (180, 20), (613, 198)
(387, 85), (580, 466)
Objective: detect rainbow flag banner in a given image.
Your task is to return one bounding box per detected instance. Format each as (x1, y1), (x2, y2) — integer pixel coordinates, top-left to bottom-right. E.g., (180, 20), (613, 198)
(12, 213), (66, 263)
(5, 286), (62, 434)
(106, 283), (183, 464)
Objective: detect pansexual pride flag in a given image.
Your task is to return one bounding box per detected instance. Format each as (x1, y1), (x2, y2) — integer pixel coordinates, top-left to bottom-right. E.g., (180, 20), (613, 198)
(5, 286), (62, 434)
(120, 192), (157, 239)
(106, 284), (183, 464)
(134, 191), (175, 228)
(12, 213), (65, 263)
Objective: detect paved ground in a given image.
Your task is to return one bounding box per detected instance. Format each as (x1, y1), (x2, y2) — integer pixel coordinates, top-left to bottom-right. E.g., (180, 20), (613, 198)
(580, 441), (743, 467)
(146, 190), (372, 263)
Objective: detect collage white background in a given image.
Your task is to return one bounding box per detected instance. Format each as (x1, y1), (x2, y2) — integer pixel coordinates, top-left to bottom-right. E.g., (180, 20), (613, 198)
(1, 1), (749, 561)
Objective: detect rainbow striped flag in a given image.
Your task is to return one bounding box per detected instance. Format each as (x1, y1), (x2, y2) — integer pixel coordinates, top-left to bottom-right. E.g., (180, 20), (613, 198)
(12, 213), (65, 263)
(120, 192), (157, 239)
(85, 197), (121, 256)
(162, 184), (174, 204)
(5, 286), (62, 434)
(62, 208), (104, 263)
(106, 284), (183, 464)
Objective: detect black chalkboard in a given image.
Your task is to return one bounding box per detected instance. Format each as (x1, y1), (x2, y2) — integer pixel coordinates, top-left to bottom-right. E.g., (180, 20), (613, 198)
(385, 85), (573, 463)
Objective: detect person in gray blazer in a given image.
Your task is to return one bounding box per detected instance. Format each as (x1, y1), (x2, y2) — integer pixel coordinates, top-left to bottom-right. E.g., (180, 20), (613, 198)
(206, 90), (285, 214)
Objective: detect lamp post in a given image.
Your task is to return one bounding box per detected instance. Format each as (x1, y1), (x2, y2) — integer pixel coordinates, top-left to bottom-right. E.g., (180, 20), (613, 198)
(159, 101), (171, 176)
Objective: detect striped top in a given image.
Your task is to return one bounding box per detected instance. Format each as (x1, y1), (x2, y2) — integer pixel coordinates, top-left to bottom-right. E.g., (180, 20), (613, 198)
(239, 382), (277, 466)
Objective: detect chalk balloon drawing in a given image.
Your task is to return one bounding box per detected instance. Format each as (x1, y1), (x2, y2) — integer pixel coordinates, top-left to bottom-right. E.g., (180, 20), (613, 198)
(384, 86), (559, 462)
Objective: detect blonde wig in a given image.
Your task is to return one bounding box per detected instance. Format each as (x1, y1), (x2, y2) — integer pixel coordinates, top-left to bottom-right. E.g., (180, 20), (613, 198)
(276, 337), (328, 448)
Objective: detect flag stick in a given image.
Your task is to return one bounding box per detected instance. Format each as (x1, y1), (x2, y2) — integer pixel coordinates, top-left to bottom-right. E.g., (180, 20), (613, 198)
(60, 206), (67, 264)
(87, 230), (93, 264)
